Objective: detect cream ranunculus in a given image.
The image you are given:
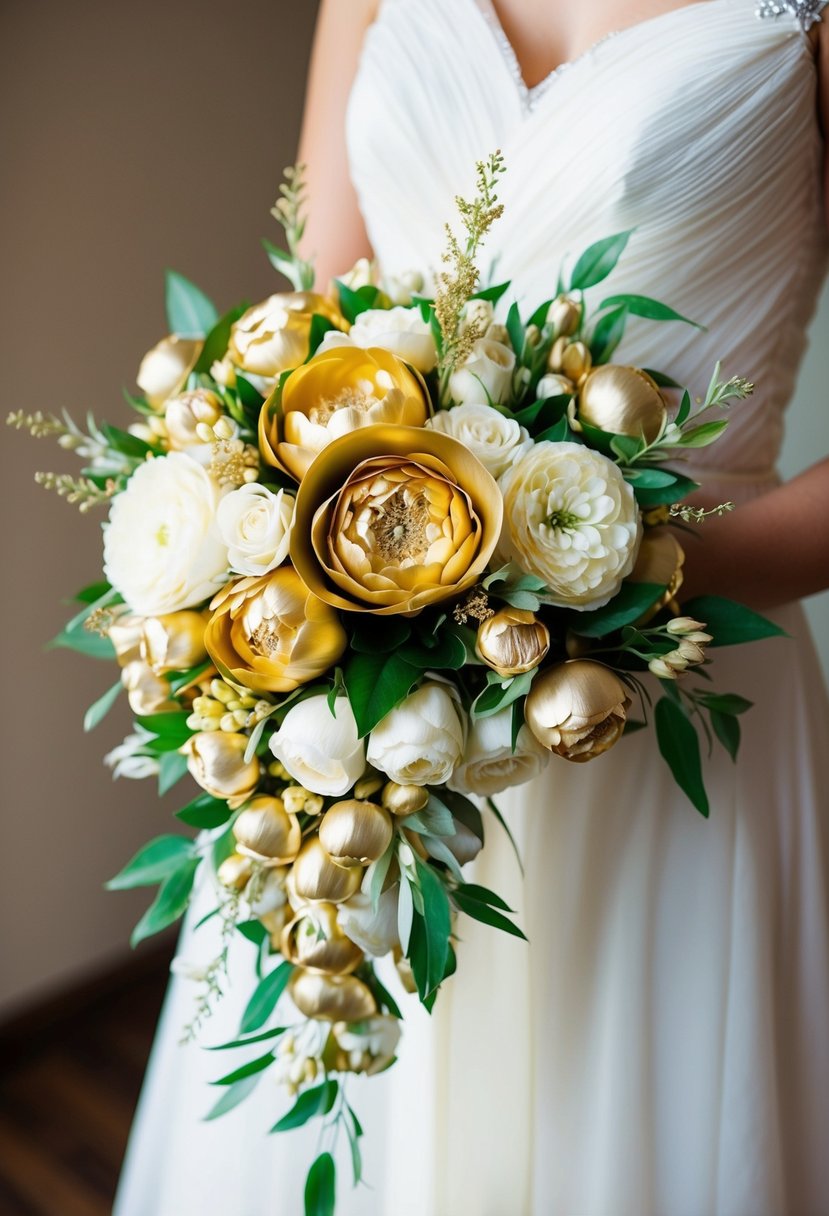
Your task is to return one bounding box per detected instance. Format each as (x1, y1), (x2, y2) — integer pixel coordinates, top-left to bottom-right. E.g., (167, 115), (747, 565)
(215, 483), (295, 577)
(499, 441), (642, 610)
(448, 706), (549, 796)
(448, 337), (516, 407)
(259, 346), (430, 482)
(270, 695), (365, 797)
(366, 683), (466, 787)
(319, 306), (437, 373)
(426, 403), (532, 479)
(136, 335), (202, 412)
(164, 389), (225, 450)
(227, 292), (345, 389)
(103, 453), (229, 615)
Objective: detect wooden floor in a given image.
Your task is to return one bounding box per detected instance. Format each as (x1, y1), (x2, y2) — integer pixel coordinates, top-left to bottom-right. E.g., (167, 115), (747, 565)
(0, 945), (172, 1216)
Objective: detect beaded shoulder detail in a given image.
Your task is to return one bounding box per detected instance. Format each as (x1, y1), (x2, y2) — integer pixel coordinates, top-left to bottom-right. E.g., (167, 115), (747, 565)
(756, 0), (828, 32)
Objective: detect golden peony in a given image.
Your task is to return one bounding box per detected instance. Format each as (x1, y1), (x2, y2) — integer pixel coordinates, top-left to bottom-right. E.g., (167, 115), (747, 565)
(476, 607), (550, 678)
(576, 365), (666, 443)
(227, 292), (345, 385)
(259, 345), (430, 481)
(204, 566), (347, 695)
(290, 425), (502, 616)
(525, 660), (631, 762)
(628, 528), (685, 621)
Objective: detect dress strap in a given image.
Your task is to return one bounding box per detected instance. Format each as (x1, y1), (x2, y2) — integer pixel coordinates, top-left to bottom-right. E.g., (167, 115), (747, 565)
(755, 0), (828, 32)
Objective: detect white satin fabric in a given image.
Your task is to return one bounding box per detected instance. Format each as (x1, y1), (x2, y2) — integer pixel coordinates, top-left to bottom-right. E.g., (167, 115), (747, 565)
(115, 2), (829, 1213)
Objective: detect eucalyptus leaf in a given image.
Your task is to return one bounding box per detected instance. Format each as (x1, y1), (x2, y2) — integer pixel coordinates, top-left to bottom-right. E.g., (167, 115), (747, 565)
(654, 697), (709, 817)
(271, 1080), (338, 1133)
(165, 270), (219, 338)
(158, 750), (189, 797)
(130, 858), (200, 946)
(239, 961), (295, 1033)
(203, 1074), (262, 1121)
(106, 835), (195, 890)
(211, 1050), (276, 1086)
(367, 839), (395, 911)
(569, 230), (634, 291)
(451, 888), (527, 940)
(422, 836), (465, 882)
(83, 680), (122, 732)
(405, 795), (457, 838)
(208, 1025), (289, 1051)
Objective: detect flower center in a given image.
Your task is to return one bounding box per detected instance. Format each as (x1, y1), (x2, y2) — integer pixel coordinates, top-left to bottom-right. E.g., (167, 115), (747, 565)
(309, 386), (376, 426)
(547, 508), (580, 531)
(372, 488), (430, 562)
(155, 523), (170, 547)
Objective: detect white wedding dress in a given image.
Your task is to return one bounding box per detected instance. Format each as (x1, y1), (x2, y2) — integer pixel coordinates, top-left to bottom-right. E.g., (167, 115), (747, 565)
(115, 2), (829, 1213)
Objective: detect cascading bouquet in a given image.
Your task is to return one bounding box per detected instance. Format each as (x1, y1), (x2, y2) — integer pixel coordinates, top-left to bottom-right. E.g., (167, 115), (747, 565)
(9, 155), (782, 1212)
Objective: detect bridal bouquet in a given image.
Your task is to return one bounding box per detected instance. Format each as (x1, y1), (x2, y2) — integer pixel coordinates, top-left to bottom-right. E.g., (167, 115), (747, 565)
(10, 155), (781, 1213)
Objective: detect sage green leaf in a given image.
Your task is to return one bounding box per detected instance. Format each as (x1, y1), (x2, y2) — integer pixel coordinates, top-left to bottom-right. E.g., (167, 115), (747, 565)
(101, 423), (156, 460)
(455, 882), (515, 913)
(405, 795), (456, 838)
(208, 1025), (289, 1051)
(632, 473), (700, 507)
(272, 1080), (338, 1133)
(570, 582), (666, 638)
(623, 468), (678, 488)
(695, 692), (753, 715)
(165, 270), (219, 338)
(135, 712), (193, 743)
(610, 433), (644, 463)
(130, 858), (200, 946)
(472, 670), (535, 719)
(304, 1152), (336, 1216)
(239, 961), (295, 1033)
(569, 230), (634, 290)
(710, 709), (741, 761)
(158, 750), (189, 797)
(682, 596), (787, 646)
(211, 1051), (276, 1086)
(677, 420), (729, 448)
(654, 697), (709, 817)
(175, 793), (233, 830)
(83, 680), (122, 732)
(106, 835), (195, 890)
(166, 662), (212, 695)
(451, 889), (528, 940)
(598, 293), (703, 329)
(590, 303), (628, 364)
(344, 650), (419, 737)
(48, 588), (120, 660)
(203, 1074), (262, 1121)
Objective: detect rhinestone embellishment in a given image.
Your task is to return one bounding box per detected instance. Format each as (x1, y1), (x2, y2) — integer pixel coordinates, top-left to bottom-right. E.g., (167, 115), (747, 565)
(756, 0), (828, 32)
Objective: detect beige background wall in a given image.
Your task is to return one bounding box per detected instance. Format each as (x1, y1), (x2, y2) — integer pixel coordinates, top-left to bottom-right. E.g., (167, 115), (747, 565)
(1, 1), (827, 1017)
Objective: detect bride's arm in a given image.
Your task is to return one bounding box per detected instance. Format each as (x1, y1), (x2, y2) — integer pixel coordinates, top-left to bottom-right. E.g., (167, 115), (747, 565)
(296, 0), (379, 288)
(679, 29), (829, 611)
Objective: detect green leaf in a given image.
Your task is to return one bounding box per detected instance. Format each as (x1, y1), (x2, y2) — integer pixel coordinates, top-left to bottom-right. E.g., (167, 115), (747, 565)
(48, 588), (120, 660)
(262, 237), (293, 272)
(272, 1080), (338, 1133)
(472, 281), (511, 303)
(235, 374), (265, 412)
(346, 1105), (363, 1185)
(695, 692), (753, 715)
(451, 889), (527, 940)
(208, 1025), (289, 1051)
(239, 961), (295, 1033)
(130, 858), (200, 946)
(610, 434), (645, 463)
(590, 304), (628, 364)
(405, 796), (456, 838)
(307, 313), (337, 358)
(678, 420), (729, 448)
(211, 1051), (276, 1086)
(367, 839), (396, 911)
(106, 835), (195, 890)
(165, 270), (219, 338)
(528, 297), (554, 329)
(472, 670), (535, 719)
(73, 580), (112, 604)
(203, 1074), (262, 1121)
(135, 713), (193, 751)
(349, 616), (411, 654)
(158, 750), (189, 797)
(710, 708), (741, 760)
(193, 304), (248, 374)
(343, 650), (419, 737)
(569, 230), (633, 291)
(682, 596), (787, 647)
(675, 390), (692, 426)
(101, 423), (156, 460)
(505, 302), (524, 359)
(644, 368), (683, 389)
(486, 797), (523, 875)
(511, 394), (569, 433)
(632, 473), (701, 507)
(175, 793), (233, 830)
(623, 468), (678, 488)
(654, 697), (709, 817)
(334, 280), (384, 324)
(598, 293), (703, 329)
(398, 629), (467, 671)
(455, 882), (515, 913)
(166, 661), (211, 695)
(236, 919), (269, 947)
(410, 861), (452, 999)
(535, 416), (570, 443)
(438, 788), (484, 842)
(83, 680), (122, 732)
(304, 1152), (336, 1216)
(570, 583), (666, 638)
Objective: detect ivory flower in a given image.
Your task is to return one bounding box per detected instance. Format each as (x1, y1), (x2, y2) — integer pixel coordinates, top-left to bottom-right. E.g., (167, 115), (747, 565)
(426, 403), (531, 479)
(333, 1015), (401, 1074)
(259, 345), (430, 481)
(366, 683), (466, 787)
(320, 306), (437, 373)
(448, 706), (549, 796)
(103, 453), (229, 616)
(269, 696), (365, 796)
(448, 337), (515, 407)
(499, 441), (641, 610)
(164, 389), (225, 450)
(476, 608), (550, 678)
(290, 426), (502, 616)
(227, 292), (345, 387)
(183, 730), (261, 807)
(216, 483), (295, 577)
(136, 335), (202, 411)
(337, 886), (400, 957)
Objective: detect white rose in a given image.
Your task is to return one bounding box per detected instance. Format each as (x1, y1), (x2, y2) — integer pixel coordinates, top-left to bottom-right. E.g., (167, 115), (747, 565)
(103, 452), (229, 615)
(319, 306), (437, 373)
(270, 695), (365, 797)
(499, 441), (642, 610)
(448, 707), (550, 797)
(448, 337), (515, 407)
(216, 483), (295, 577)
(426, 403), (532, 479)
(367, 683), (466, 787)
(337, 885), (399, 957)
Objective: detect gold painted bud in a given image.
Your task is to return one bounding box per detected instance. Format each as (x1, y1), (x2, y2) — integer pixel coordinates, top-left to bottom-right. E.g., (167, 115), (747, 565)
(578, 365), (666, 443)
(525, 660), (630, 762)
(281, 903), (364, 975)
(165, 389), (224, 450)
(628, 529), (685, 622)
(354, 775), (384, 800)
(233, 795), (301, 865)
(547, 294), (582, 338)
(141, 611), (208, 675)
(136, 335), (202, 412)
(318, 800), (393, 866)
(108, 610), (146, 667)
(560, 340), (592, 385)
(394, 950), (418, 994)
(547, 335), (570, 373)
(217, 854), (253, 890)
(120, 660), (178, 716)
(289, 969), (377, 1022)
(381, 782), (429, 818)
(291, 837), (363, 904)
(183, 731), (260, 809)
(476, 607), (550, 678)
